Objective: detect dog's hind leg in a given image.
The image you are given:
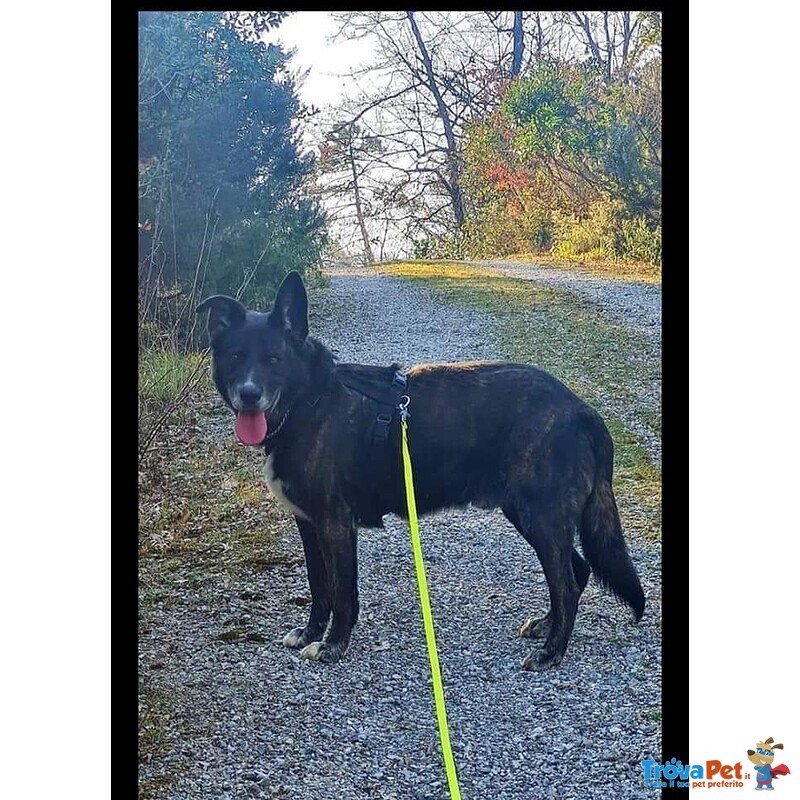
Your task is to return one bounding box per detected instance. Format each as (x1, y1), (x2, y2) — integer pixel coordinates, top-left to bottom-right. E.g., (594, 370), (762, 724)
(504, 499), (581, 670)
(517, 548), (590, 640)
(283, 518), (332, 649)
(503, 505), (589, 642)
(300, 513), (358, 664)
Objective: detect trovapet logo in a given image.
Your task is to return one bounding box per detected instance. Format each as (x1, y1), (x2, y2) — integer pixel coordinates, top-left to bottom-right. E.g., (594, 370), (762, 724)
(642, 758), (744, 789)
(642, 737), (791, 791)
(746, 737), (791, 791)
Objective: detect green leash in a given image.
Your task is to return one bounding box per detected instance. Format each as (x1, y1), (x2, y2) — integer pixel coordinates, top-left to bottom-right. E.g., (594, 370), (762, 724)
(399, 397), (462, 800)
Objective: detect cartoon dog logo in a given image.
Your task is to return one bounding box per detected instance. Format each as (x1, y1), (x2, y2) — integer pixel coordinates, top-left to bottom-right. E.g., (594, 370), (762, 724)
(747, 738), (791, 790)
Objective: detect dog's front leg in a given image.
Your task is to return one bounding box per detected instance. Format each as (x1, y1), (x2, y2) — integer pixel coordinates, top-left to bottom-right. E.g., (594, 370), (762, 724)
(299, 512), (358, 664)
(282, 518), (331, 650)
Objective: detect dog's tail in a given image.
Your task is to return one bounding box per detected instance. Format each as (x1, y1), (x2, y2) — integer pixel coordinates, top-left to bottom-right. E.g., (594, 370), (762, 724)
(578, 413), (646, 621)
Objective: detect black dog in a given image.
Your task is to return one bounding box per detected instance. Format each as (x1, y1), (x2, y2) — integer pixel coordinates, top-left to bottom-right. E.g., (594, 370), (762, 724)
(197, 271), (645, 670)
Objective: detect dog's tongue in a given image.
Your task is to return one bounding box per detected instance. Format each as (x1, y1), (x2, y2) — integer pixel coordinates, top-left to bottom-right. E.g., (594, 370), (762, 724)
(235, 411), (268, 446)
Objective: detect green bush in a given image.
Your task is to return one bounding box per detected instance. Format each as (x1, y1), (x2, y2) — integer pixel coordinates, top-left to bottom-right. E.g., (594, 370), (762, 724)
(621, 216), (661, 265)
(553, 199), (624, 261)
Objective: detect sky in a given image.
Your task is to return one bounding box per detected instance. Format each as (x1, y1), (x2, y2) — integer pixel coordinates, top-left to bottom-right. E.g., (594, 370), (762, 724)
(262, 12), (376, 113)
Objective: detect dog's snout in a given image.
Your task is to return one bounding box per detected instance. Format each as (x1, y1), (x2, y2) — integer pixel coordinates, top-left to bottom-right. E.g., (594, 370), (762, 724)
(239, 383), (262, 407)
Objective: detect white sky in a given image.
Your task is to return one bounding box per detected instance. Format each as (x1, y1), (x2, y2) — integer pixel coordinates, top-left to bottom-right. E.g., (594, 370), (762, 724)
(263, 12), (376, 112)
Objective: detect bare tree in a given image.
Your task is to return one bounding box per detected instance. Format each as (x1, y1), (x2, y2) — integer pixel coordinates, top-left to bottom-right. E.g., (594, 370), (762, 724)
(511, 12), (524, 76)
(562, 11), (659, 82)
(319, 12), (659, 259)
(328, 11), (522, 250)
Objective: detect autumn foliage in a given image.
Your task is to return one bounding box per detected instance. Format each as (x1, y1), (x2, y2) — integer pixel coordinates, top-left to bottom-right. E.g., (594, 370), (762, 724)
(461, 59), (661, 265)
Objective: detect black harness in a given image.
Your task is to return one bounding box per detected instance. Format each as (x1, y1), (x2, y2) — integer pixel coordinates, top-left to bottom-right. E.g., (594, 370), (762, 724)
(263, 365), (409, 453)
(334, 364), (409, 445)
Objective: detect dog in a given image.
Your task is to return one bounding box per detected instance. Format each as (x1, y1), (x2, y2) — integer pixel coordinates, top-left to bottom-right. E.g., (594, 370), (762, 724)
(747, 738), (791, 790)
(197, 270), (645, 670)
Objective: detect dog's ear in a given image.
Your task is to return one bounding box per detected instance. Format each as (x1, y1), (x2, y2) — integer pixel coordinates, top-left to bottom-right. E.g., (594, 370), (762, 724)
(196, 295), (246, 338)
(270, 271), (308, 340)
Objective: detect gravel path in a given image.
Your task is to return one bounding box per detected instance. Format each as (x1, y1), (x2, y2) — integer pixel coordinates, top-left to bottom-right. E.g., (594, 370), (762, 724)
(468, 260), (662, 466)
(470, 260), (661, 345)
(140, 265), (661, 800)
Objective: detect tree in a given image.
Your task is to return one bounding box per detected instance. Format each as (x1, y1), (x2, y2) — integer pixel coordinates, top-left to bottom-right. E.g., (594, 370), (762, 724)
(329, 12), (522, 249)
(138, 11), (326, 348)
(462, 54), (662, 262)
(322, 11), (660, 262)
(316, 124), (384, 264)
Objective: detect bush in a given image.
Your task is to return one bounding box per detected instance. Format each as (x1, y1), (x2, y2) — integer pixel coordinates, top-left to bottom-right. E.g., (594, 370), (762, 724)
(553, 199), (624, 262)
(621, 216), (661, 265)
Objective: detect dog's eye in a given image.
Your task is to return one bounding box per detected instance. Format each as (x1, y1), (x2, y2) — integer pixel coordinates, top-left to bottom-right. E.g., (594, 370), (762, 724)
(264, 355), (280, 364)
(231, 352), (245, 361)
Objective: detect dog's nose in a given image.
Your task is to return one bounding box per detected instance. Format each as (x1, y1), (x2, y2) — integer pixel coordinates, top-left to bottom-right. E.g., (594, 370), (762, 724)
(239, 383), (262, 407)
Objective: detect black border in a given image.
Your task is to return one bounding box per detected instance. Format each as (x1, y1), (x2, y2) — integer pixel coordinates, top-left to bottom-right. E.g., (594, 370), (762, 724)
(659, 5), (689, 799)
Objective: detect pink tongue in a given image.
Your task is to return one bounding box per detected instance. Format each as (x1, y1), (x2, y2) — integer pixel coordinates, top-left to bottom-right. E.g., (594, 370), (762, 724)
(234, 411), (268, 446)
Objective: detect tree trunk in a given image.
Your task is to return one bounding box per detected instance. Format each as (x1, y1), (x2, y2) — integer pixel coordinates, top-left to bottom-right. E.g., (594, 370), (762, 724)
(406, 11), (465, 229)
(511, 12), (524, 76)
(348, 131), (374, 264)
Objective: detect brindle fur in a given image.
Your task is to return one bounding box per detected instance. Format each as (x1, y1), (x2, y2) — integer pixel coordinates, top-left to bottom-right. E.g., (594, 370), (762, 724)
(197, 272), (645, 670)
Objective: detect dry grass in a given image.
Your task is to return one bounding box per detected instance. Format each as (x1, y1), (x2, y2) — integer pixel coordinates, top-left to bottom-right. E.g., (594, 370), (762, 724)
(488, 252), (662, 284)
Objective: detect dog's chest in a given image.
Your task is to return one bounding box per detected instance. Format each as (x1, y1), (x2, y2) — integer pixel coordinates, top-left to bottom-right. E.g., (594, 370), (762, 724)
(262, 454), (310, 520)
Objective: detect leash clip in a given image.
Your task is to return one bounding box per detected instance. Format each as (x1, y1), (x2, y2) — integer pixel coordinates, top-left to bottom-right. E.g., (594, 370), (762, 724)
(398, 395), (411, 422)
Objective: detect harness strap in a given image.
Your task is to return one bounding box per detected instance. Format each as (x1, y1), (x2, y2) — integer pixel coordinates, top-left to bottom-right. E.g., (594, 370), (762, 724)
(336, 366), (408, 445)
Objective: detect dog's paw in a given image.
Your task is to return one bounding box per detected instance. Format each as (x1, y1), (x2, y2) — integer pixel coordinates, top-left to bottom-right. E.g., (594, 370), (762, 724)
(299, 641), (346, 663)
(519, 613), (551, 640)
(282, 627), (308, 649)
(521, 649), (563, 672)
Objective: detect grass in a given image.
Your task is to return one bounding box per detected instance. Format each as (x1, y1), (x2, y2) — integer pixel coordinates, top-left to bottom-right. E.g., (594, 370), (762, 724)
(139, 348), (207, 408)
(138, 379), (293, 773)
(138, 349), (211, 455)
(138, 684), (174, 798)
(138, 683), (172, 761)
(373, 260), (661, 537)
(476, 252), (662, 284)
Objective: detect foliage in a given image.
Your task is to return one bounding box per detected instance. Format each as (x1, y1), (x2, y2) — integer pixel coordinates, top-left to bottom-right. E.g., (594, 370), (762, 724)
(552, 198), (626, 261)
(319, 12), (660, 264)
(620, 216), (662, 266)
(138, 12), (326, 349)
(461, 57), (661, 265)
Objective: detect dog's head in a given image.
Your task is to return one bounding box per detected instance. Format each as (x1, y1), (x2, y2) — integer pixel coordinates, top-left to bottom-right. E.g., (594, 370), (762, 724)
(747, 737), (783, 766)
(196, 271), (311, 446)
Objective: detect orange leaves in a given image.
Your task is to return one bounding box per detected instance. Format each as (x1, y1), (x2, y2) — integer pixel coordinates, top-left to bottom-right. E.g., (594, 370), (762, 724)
(482, 161), (531, 193)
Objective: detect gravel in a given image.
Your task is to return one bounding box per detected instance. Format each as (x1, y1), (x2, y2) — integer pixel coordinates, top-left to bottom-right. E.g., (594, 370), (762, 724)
(140, 264), (661, 799)
(471, 259), (662, 345)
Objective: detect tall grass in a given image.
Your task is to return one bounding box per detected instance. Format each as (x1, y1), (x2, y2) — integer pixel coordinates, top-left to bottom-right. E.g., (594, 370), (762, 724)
(138, 348), (209, 459)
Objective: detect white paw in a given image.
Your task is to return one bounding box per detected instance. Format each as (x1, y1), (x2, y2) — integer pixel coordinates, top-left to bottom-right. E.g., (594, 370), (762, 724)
(299, 641), (325, 660)
(282, 627), (306, 648)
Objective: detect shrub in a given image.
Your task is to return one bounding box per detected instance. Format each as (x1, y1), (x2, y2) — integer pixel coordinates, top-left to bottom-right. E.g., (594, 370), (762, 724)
(621, 216), (662, 265)
(553, 199), (625, 261)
